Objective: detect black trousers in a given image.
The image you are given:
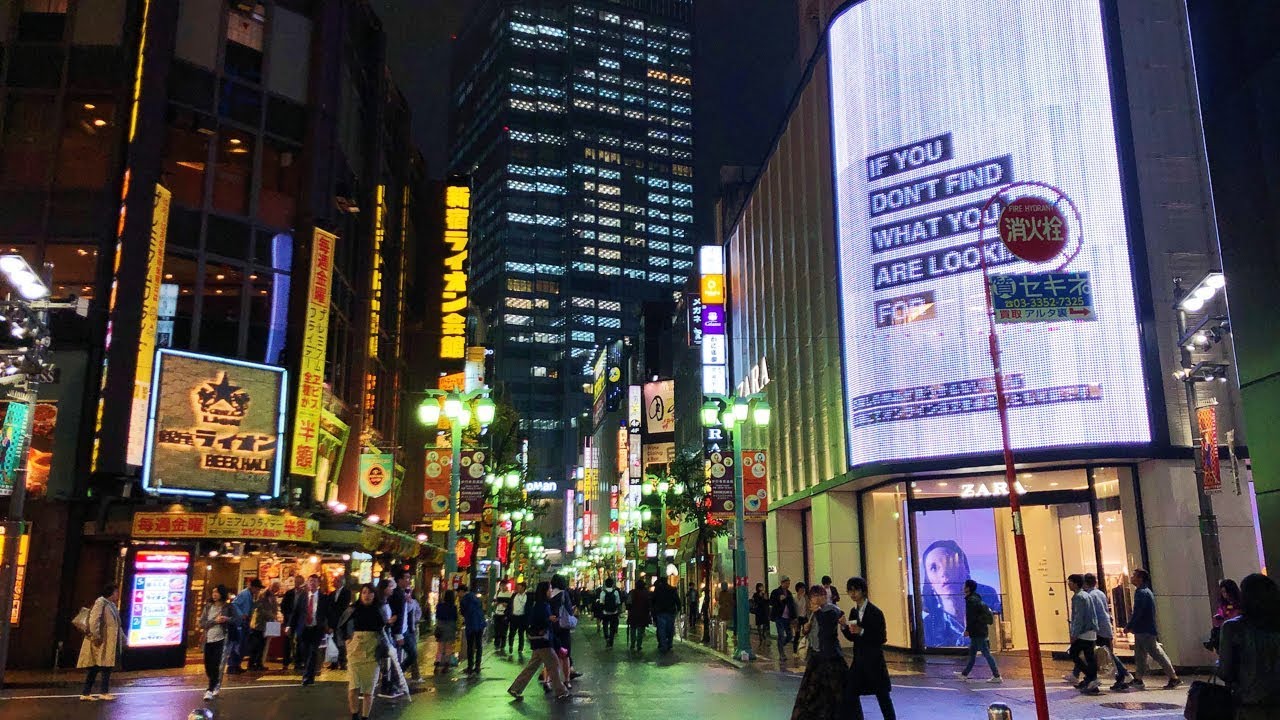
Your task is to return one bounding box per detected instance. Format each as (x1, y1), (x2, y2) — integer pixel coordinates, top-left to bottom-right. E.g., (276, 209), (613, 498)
(466, 630), (484, 670)
(295, 627), (322, 682)
(601, 613), (620, 644)
(1069, 638), (1098, 684)
(81, 666), (112, 695)
(493, 616), (510, 650)
(203, 640), (225, 691)
(847, 689), (897, 720)
(508, 616), (527, 654)
(246, 629), (266, 668)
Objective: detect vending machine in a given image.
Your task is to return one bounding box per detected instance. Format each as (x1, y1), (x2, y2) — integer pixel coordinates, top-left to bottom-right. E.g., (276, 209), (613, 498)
(121, 546), (193, 670)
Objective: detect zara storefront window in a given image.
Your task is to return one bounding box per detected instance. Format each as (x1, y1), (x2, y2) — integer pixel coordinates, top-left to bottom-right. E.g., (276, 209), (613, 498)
(860, 467), (1141, 652)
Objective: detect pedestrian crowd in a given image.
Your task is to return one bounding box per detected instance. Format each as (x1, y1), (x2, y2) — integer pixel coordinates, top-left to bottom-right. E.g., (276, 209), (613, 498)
(66, 563), (1279, 720)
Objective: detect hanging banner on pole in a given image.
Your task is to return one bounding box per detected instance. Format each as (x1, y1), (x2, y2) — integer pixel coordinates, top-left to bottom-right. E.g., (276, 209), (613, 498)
(742, 449), (769, 520)
(1197, 405), (1221, 494)
(358, 453), (394, 499)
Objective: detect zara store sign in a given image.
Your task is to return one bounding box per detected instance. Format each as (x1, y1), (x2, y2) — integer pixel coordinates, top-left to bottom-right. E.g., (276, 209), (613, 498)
(959, 480), (1027, 499)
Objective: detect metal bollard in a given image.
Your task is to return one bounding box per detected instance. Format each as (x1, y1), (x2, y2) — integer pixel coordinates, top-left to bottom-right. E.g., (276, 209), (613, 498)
(987, 702), (1013, 720)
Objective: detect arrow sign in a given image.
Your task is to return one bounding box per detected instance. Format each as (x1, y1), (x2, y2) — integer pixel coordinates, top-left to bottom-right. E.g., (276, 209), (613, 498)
(988, 271), (1096, 324)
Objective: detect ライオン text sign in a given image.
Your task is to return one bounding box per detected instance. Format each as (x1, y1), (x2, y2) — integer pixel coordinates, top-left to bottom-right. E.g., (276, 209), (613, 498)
(441, 184), (470, 359)
(829, 0), (1150, 464)
(143, 350), (288, 498)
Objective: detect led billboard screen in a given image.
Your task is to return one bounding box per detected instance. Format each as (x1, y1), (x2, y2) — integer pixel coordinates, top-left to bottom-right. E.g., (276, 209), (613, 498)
(829, 0), (1151, 464)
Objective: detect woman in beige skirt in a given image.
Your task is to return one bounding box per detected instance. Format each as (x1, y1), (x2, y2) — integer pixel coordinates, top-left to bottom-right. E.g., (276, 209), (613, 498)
(338, 583), (391, 720)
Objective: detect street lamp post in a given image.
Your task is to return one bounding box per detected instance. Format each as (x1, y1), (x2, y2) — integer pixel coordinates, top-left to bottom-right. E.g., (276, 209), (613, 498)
(702, 392), (770, 662)
(417, 387), (496, 579)
(1173, 273), (1228, 604)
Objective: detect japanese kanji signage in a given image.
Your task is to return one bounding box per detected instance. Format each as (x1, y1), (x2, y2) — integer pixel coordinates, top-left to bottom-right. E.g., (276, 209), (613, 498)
(131, 511), (317, 542)
(708, 450), (734, 518)
(989, 271), (1095, 324)
(458, 448), (486, 520)
(359, 453), (394, 499)
(643, 380), (675, 434)
(142, 350), (287, 498)
(127, 183), (171, 466)
(1198, 405), (1221, 494)
(441, 183), (470, 360)
(997, 197), (1067, 263)
(290, 228), (335, 476)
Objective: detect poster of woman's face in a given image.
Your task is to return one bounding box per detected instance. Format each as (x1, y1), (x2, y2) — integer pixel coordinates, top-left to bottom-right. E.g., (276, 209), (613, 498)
(916, 509), (1004, 647)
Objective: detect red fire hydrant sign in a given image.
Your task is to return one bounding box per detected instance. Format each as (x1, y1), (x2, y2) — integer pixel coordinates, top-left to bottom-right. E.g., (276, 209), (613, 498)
(997, 197), (1067, 262)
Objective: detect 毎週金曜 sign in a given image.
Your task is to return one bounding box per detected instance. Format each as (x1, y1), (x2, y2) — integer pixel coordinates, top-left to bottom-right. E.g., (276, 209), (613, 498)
(142, 350), (287, 498)
(988, 271), (1095, 324)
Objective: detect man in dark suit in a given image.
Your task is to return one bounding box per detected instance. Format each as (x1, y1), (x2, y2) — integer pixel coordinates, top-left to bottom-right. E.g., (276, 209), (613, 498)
(842, 577), (896, 720)
(325, 573), (352, 670)
(285, 573), (331, 686)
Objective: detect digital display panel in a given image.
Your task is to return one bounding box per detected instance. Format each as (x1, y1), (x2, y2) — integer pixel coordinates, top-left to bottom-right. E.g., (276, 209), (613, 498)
(126, 550), (191, 648)
(915, 509), (1003, 648)
(829, 0), (1151, 464)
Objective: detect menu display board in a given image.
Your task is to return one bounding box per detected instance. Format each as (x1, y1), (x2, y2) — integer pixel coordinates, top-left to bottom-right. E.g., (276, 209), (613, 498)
(126, 550), (191, 648)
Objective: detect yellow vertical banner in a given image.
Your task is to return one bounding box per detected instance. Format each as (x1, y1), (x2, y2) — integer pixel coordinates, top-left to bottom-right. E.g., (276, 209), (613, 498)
(125, 183), (170, 466)
(291, 228), (336, 476)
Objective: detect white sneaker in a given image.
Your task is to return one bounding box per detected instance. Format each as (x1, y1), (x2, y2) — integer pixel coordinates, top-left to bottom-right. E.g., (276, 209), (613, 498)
(98, 694), (116, 701)
(78, 695), (97, 701)
(1063, 672), (1079, 683)
(987, 676), (1003, 684)
(953, 671), (970, 681)
(203, 691), (214, 701)
(211, 688), (219, 697)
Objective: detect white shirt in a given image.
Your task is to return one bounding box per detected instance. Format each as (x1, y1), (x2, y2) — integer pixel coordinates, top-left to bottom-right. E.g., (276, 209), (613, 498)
(853, 599), (868, 634)
(307, 591), (319, 627)
(512, 593), (528, 617)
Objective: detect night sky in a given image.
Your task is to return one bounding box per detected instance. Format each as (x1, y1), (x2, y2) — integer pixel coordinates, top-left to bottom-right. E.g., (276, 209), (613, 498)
(372, 0), (798, 240)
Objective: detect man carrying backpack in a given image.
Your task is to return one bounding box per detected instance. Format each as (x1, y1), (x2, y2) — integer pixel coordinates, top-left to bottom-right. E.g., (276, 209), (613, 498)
(597, 578), (623, 648)
(954, 579), (1002, 683)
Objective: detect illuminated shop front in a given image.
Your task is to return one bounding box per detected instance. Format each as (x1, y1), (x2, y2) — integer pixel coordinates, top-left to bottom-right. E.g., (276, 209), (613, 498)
(718, 0), (1267, 667)
(862, 467), (1140, 652)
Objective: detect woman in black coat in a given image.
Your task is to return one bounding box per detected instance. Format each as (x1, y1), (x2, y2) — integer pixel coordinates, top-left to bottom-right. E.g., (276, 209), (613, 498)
(841, 577), (896, 720)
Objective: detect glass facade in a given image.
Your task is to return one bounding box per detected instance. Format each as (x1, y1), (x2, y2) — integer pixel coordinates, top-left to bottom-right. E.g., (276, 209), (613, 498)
(451, 0), (695, 482)
(861, 466), (1145, 652)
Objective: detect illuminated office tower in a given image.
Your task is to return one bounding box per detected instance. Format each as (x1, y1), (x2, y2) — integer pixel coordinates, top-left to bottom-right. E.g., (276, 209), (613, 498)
(450, 1), (696, 485)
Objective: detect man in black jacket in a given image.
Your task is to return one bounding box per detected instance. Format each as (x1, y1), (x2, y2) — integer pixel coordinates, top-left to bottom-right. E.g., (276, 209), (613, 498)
(842, 576), (896, 720)
(651, 577), (681, 653)
(285, 574), (331, 686)
(769, 577), (797, 662)
(325, 573), (351, 670)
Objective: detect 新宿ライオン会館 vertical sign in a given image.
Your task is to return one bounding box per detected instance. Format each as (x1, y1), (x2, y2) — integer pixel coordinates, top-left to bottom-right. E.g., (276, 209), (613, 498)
(441, 184), (470, 360)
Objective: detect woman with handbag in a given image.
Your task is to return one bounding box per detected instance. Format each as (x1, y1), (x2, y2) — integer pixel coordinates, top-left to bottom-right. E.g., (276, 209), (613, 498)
(1217, 573), (1280, 720)
(200, 585), (236, 700)
(338, 583), (388, 720)
(507, 581), (569, 702)
(247, 581), (279, 670)
(77, 584), (123, 701)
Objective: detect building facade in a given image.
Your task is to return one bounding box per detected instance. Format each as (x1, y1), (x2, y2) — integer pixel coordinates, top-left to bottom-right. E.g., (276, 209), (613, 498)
(0, 0), (433, 669)
(717, 0), (1265, 665)
(1187, 0), (1280, 573)
(449, 0), (696, 489)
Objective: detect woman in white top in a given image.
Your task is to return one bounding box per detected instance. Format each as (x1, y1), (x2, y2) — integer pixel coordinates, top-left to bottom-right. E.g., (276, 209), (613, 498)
(200, 584), (237, 700)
